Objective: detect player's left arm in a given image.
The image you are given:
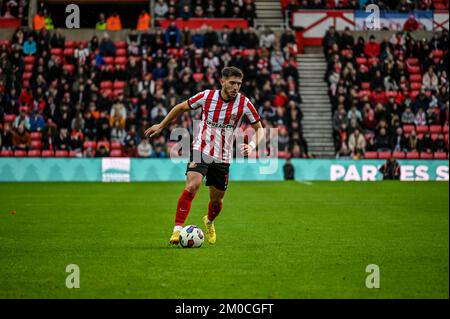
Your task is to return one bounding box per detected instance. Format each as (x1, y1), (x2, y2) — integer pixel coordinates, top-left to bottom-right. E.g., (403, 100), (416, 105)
(240, 121), (264, 156)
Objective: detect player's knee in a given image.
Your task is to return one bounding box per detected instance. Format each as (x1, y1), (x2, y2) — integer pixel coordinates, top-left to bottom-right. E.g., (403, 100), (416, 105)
(186, 182), (201, 194)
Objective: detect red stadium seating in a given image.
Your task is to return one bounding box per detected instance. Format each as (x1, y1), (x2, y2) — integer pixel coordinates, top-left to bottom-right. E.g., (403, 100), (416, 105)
(110, 149), (123, 157)
(431, 133), (439, 141)
(432, 50), (444, 59)
(116, 48), (127, 57)
(443, 126), (449, 134)
(22, 72), (32, 80)
(403, 124), (415, 135)
(364, 152), (378, 159)
(50, 48), (63, 56)
(410, 82), (422, 90)
(193, 73), (204, 82)
(63, 64), (75, 74)
(111, 141), (122, 150)
(378, 152), (391, 159)
(30, 132), (42, 140)
(406, 152), (420, 159)
(41, 150), (55, 157)
(14, 150), (27, 157)
(409, 74), (422, 82)
(419, 152), (433, 159)
(83, 140), (97, 149)
(103, 57), (114, 65)
(410, 91), (420, 100)
(0, 150), (13, 157)
(356, 57), (367, 66)
(392, 151), (406, 159)
(69, 150), (80, 157)
(55, 150), (69, 157)
(115, 41), (127, 49)
(406, 58), (419, 66)
(64, 48), (74, 56)
(361, 82), (371, 90)
(113, 81), (126, 90)
(114, 57), (127, 65)
(429, 125), (442, 134)
(24, 56), (35, 64)
(407, 65), (421, 74)
(100, 81), (113, 90)
(28, 150), (41, 157)
(24, 64), (34, 72)
(65, 41), (76, 48)
(31, 140), (42, 149)
(415, 125), (428, 134)
(434, 152), (448, 160)
(4, 114), (16, 122)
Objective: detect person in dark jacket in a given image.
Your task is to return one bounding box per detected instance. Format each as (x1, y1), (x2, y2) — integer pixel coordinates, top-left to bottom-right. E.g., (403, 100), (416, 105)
(379, 157), (401, 180)
(283, 158), (295, 180)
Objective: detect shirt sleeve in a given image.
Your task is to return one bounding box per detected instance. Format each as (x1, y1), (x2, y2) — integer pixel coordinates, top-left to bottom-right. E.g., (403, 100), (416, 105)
(187, 90), (207, 110)
(243, 99), (261, 124)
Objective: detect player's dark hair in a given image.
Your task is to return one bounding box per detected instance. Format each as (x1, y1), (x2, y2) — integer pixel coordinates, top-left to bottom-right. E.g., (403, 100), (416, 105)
(221, 66), (243, 79)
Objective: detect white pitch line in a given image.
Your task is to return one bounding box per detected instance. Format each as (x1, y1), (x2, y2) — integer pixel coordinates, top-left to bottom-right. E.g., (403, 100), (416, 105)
(296, 181), (313, 186)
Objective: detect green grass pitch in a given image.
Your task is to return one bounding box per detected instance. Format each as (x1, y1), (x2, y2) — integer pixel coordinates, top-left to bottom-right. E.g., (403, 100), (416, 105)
(0, 181), (448, 298)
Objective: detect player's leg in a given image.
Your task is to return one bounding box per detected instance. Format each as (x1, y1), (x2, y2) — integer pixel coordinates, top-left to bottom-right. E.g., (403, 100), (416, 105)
(170, 171), (203, 244)
(203, 163), (229, 244)
(202, 186), (226, 245)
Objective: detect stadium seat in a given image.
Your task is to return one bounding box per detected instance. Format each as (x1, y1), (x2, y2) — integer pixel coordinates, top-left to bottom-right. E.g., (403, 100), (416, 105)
(406, 152), (420, 159)
(415, 125), (429, 134)
(364, 152), (378, 159)
(361, 82), (371, 90)
(111, 150), (122, 157)
(22, 72), (33, 80)
(114, 57), (127, 65)
(24, 56), (35, 64)
(28, 150), (41, 157)
(443, 126), (449, 134)
(429, 125), (442, 134)
(116, 48), (127, 57)
(55, 150), (69, 157)
(24, 64), (34, 72)
(409, 74), (422, 83)
(113, 89), (124, 98)
(432, 50), (444, 59)
(115, 41), (127, 49)
(4, 114), (16, 122)
(103, 57), (114, 65)
(50, 48), (63, 56)
(419, 152), (433, 159)
(113, 81), (126, 89)
(14, 150), (27, 157)
(63, 64), (75, 75)
(64, 48), (74, 56)
(368, 57), (379, 64)
(100, 81), (113, 90)
(0, 150), (13, 157)
(41, 150), (55, 157)
(356, 57), (367, 66)
(31, 140), (42, 150)
(407, 65), (421, 74)
(111, 141), (122, 150)
(431, 133), (439, 141)
(378, 152), (391, 159)
(69, 150), (80, 157)
(417, 133), (424, 140)
(392, 151), (406, 159)
(434, 152), (448, 160)
(65, 41), (76, 48)
(30, 132), (42, 140)
(358, 90), (371, 98)
(406, 58), (419, 66)
(410, 91), (420, 100)
(0, 40), (11, 47)
(22, 80), (30, 89)
(83, 141), (97, 149)
(410, 82), (422, 90)
(403, 124), (415, 135)
(130, 98), (139, 105)
(193, 73), (204, 82)
(242, 49), (256, 57)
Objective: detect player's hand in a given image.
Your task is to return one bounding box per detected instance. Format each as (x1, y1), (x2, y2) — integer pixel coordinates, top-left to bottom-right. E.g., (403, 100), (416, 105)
(144, 124), (163, 138)
(239, 143), (254, 156)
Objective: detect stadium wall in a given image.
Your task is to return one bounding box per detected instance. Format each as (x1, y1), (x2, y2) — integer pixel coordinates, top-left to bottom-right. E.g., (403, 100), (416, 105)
(0, 158), (448, 182)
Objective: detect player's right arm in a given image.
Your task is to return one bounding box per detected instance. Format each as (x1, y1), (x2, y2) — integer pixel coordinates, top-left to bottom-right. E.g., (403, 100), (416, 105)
(144, 101), (190, 138)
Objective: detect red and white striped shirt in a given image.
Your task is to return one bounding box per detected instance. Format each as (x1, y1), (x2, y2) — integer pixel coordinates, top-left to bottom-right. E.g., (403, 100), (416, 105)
(188, 89), (261, 163)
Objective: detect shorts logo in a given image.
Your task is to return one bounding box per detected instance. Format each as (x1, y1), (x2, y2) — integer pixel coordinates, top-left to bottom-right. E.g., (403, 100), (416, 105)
(189, 162), (197, 168)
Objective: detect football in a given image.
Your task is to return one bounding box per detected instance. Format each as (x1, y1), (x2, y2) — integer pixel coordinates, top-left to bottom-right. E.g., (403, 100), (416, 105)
(179, 225), (204, 248)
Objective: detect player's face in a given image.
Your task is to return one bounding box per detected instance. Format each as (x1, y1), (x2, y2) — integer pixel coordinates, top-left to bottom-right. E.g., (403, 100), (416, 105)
(221, 76), (242, 99)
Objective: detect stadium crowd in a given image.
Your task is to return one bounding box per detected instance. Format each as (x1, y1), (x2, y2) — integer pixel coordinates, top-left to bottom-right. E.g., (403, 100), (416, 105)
(281, 0), (449, 11)
(324, 26), (449, 159)
(0, 23), (307, 158)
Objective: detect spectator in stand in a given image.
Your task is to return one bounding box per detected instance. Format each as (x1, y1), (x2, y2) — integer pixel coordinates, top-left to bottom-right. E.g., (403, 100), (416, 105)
(99, 33), (116, 57)
(106, 12), (122, 31)
(433, 133), (448, 153)
(12, 123), (30, 151)
(414, 108), (427, 126)
(137, 138), (152, 157)
(422, 66), (439, 92)
(259, 27), (276, 51)
(33, 11), (46, 30)
(419, 131), (434, 153)
(123, 125), (140, 157)
(1, 122), (13, 150)
(95, 145), (110, 157)
(242, 3), (257, 27)
(54, 127), (71, 151)
(348, 128), (366, 156)
(323, 26), (339, 57)
(403, 14), (422, 32)
(391, 127), (408, 152)
(375, 127), (391, 151)
(23, 35), (36, 56)
(96, 13), (107, 30)
(180, 5), (192, 20)
(13, 107), (30, 130)
(29, 110), (45, 132)
(137, 9), (151, 31)
(165, 22), (181, 48)
(364, 35), (380, 57)
(154, 0), (169, 18)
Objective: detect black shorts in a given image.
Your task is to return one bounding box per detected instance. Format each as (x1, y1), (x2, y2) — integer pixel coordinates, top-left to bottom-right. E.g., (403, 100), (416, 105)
(185, 150), (230, 191)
